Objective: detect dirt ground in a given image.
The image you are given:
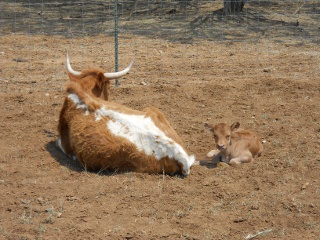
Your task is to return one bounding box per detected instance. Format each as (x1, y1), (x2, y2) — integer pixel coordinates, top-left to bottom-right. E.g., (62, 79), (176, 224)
(1, 33), (319, 240)
(1, 1), (320, 240)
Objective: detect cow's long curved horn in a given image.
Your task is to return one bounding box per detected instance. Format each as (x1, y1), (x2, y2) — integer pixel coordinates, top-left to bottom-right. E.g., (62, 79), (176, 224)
(66, 52), (81, 76)
(104, 59), (134, 79)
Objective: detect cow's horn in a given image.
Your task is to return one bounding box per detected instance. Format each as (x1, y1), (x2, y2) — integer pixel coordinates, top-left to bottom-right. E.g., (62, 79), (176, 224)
(104, 59), (134, 79)
(66, 52), (81, 76)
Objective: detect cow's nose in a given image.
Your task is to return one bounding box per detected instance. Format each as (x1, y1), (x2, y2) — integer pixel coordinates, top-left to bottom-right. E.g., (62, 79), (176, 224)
(217, 144), (224, 149)
(182, 168), (190, 176)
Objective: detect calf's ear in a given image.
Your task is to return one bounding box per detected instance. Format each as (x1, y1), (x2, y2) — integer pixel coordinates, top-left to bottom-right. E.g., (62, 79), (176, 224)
(230, 122), (240, 132)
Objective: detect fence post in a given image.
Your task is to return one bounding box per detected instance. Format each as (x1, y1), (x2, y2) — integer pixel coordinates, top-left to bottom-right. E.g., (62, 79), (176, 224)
(114, 0), (119, 87)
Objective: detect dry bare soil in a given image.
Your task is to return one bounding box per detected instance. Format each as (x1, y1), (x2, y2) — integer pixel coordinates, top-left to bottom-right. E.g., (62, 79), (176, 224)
(1, 2), (320, 240)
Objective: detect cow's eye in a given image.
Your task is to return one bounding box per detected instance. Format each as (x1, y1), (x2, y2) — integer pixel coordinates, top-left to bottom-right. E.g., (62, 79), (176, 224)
(213, 135), (217, 138)
(226, 135), (230, 139)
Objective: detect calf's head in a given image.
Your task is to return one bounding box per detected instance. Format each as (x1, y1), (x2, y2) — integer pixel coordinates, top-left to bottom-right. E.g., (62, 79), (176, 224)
(66, 53), (133, 100)
(204, 122), (240, 151)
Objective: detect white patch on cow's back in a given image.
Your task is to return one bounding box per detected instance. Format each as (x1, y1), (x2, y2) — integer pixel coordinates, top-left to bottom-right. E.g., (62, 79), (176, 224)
(95, 106), (195, 174)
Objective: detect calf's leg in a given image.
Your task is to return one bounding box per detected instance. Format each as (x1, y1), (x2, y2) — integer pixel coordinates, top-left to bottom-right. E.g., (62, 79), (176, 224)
(229, 151), (253, 165)
(206, 149), (220, 158)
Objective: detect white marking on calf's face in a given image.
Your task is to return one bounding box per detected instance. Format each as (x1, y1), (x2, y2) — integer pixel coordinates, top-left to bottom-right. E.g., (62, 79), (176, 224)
(213, 125), (231, 151)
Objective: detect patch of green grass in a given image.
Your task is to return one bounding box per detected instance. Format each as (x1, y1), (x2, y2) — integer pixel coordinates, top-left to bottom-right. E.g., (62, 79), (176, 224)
(261, 114), (270, 121)
(37, 224), (46, 234)
(177, 210), (184, 219)
(112, 225), (122, 233)
(271, 139), (281, 147)
(44, 204), (63, 224)
(45, 208), (55, 224)
(304, 221), (318, 229)
(19, 210), (33, 224)
(0, 224), (7, 236)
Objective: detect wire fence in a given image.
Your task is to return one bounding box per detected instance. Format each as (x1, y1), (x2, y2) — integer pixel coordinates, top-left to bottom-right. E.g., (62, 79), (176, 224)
(2, 1), (319, 40)
(1, 0), (320, 92)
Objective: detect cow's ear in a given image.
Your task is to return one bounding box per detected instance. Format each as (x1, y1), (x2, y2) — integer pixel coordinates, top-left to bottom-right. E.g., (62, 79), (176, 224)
(230, 122), (240, 132)
(96, 72), (106, 87)
(68, 73), (78, 82)
(103, 81), (110, 101)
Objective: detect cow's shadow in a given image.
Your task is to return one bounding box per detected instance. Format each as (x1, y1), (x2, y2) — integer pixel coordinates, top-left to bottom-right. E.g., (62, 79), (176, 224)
(45, 140), (189, 177)
(46, 140), (120, 175)
(198, 160), (217, 169)
(46, 140), (84, 173)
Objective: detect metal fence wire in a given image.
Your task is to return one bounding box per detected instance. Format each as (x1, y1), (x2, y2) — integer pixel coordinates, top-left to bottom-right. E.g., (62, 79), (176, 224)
(1, 0), (319, 92)
(2, 1), (319, 40)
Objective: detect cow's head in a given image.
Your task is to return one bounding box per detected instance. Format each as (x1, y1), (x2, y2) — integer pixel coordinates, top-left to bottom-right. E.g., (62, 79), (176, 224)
(66, 53), (134, 101)
(204, 122), (240, 151)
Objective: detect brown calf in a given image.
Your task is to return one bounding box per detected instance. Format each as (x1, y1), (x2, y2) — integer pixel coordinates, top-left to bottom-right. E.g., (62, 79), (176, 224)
(204, 122), (263, 165)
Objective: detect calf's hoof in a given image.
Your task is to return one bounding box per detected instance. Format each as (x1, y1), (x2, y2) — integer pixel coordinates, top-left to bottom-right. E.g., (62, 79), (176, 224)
(217, 162), (229, 168)
(206, 149), (220, 159)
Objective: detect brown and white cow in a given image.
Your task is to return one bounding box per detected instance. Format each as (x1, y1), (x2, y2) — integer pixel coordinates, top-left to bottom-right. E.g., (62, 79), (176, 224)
(57, 55), (195, 176)
(204, 122), (263, 166)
